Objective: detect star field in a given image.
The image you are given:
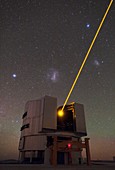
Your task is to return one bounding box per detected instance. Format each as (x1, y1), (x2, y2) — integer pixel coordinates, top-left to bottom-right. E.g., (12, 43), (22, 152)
(0, 0), (115, 160)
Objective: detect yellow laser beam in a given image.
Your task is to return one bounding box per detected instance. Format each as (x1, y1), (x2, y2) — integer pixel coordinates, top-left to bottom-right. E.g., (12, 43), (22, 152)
(62, 0), (113, 111)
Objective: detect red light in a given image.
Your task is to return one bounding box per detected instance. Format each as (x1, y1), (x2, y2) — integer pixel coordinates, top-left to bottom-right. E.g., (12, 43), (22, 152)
(67, 143), (72, 148)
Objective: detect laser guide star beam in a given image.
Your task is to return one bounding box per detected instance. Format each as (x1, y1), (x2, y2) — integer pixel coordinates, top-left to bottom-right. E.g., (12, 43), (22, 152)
(61, 0), (113, 111)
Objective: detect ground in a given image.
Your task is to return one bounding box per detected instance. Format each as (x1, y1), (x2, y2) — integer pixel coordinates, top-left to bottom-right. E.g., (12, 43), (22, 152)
(0, 163), (115, 170)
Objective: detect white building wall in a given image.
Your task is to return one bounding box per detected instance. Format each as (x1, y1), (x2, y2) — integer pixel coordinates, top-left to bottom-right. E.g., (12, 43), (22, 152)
(19, 95), (57, 153)
(44, 148), (51, 165)
(43, 95), (57, 130)
(75, 103), (87, 134)
(24, 135), (46, 150)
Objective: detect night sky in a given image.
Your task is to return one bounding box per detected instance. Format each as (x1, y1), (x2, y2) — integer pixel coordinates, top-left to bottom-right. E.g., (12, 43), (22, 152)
(0, 0), (115, 160)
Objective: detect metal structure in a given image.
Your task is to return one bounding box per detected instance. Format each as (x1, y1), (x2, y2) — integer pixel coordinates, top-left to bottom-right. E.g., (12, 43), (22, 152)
(18, 95), (91, 165)
(50, 136), (91, 166)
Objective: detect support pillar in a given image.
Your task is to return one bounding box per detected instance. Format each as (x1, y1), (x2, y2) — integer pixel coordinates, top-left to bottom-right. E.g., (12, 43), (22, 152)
(30, 151), (34, 163)
(52, 136), (57, 166)
(18, 151), (20, 162)
(85, 138), (91, 166)
(20, 151), (25, 163)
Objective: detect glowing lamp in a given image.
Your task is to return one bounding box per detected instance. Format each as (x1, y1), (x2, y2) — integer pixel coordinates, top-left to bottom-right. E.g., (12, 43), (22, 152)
(67, 143), (72, 149)
(57, 110), (64, 117)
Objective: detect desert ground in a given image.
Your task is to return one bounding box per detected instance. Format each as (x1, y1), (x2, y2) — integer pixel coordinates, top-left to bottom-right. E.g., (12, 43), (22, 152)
(0, 163), (115, 170)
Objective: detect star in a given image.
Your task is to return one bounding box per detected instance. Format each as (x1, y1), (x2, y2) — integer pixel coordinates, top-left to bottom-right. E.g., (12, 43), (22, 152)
(82, 35), (84, 40)
(11, 119), (19, 123)
(12, 74), (17, 78)
(93, 60), (100, 67)
(86, 23), (90, 28)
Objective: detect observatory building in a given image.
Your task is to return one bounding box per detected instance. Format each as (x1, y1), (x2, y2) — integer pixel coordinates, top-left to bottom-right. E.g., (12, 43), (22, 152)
(18, 95), (91, 165)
